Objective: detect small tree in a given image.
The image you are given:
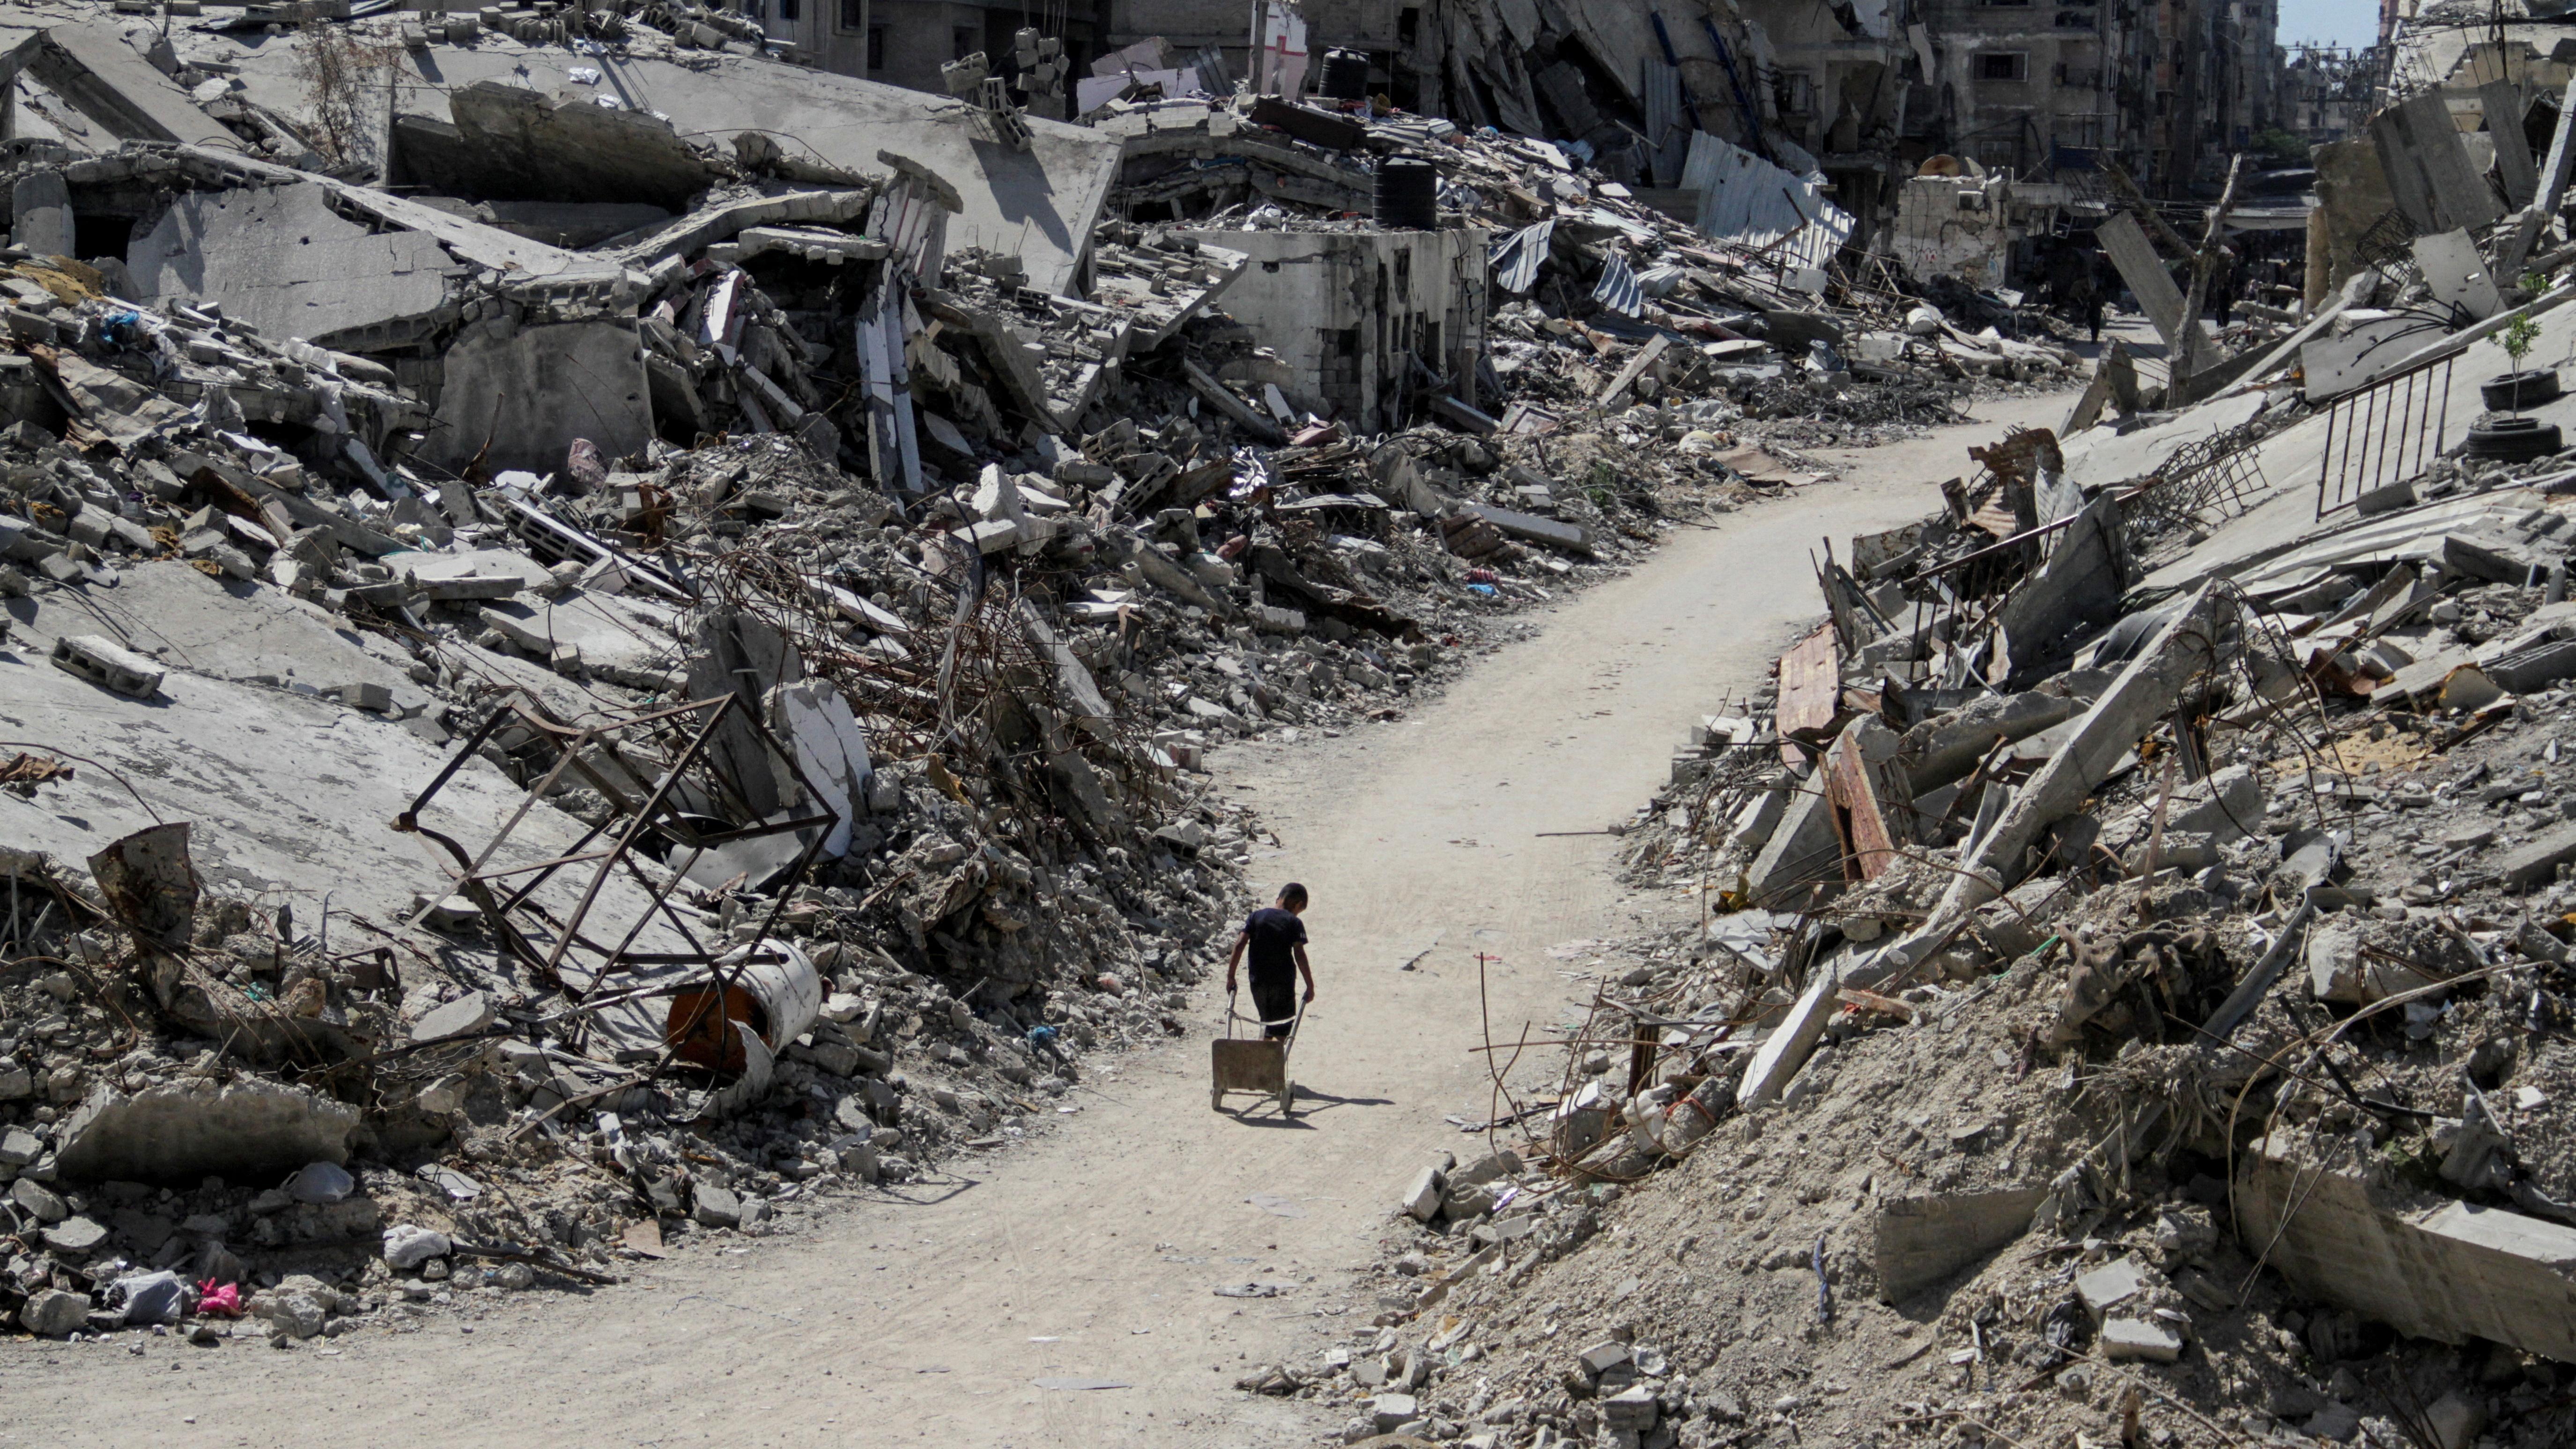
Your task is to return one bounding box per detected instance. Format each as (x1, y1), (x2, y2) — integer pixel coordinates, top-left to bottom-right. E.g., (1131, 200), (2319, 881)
(293, 20), (402, 170)
(2501, 313), (2543, 418)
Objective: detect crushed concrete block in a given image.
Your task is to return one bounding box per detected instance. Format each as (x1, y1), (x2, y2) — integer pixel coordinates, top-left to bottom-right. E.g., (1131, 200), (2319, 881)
(2495, 821), (2576, 889)
(1736, 951), (1850, 1108)
(2100, 1316), (2185, 1362)
(2425, 1390), (2486, 1449)
(953, 518), (1021, 554)
(1370, 1393), (1421, 1430)
(1600, 1385), (1658, 1430)
(1449, 1151), (1520, 1190)
(53, 1079), (361, 1184)
(50, 634), (164, 697)
(691, 1183), (743, 1227)
(1895, 691), (2075, 793)
(1466, 503), (1593, 557)
(336, 681), (394, 712)
(415, 895), (480, 932)
(0, 1126), (41, 1165)
(11, 1177), (67, 1222)
(2306, 914), (2438, 1004)
(1746, 777), (1838, 908)
(2166, 763), (2266, 841)
(18, 1288), (87, 1338)
(1399, 1164), (1443, 1222)
(410, 991), (493, 1042)
(1578, 1339), (1632, 1374)
(41, 1215), (107, 1253)
(2073, 1256), (2146, 1318)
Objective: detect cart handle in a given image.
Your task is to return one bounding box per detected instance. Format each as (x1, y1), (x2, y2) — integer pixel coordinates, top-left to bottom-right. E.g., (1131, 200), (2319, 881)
(1223, 989), (1305, 1049)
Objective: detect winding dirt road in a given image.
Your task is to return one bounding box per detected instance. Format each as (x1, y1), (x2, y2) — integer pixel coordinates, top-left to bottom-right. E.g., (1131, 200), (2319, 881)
(6, 391), (2072, 1449)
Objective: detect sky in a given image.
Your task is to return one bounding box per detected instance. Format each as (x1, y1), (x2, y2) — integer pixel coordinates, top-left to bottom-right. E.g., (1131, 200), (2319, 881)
(2276, 0), (2381, 50)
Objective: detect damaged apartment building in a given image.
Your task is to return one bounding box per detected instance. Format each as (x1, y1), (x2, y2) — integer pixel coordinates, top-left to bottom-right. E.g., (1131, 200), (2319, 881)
(1903, 0), (2281, 187)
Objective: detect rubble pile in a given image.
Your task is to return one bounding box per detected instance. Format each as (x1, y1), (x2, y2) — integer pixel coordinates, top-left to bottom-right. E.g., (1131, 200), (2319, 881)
(1094, 88), (2086, 456)
(1290, 196), (2576, 1439)
(0, 7), (1848, 1349)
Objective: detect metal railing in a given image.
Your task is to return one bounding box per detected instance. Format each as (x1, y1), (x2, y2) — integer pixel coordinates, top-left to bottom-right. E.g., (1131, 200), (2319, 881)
(2315, 350), (2457, 518)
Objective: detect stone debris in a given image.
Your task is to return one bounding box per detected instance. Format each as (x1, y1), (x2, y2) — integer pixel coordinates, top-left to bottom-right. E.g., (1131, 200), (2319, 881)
(1311, 134), (2576, 1438)
(0, 1), (1917, 1348)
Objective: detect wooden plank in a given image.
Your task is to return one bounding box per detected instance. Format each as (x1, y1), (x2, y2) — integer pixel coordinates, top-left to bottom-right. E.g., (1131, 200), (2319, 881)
(1821, 721), (1905, 882)
(1776, 622), (1840, 765)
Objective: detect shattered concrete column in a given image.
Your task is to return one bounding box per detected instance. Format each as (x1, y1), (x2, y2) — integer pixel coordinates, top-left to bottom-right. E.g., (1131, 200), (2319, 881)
(9, 170), (73, 258)
(1891, 584), (2232, 968)
(1745, 771), (1841, 909)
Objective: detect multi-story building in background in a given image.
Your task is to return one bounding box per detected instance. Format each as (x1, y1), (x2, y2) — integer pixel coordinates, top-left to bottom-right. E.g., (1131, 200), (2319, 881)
(2280, 44), (2378, 144)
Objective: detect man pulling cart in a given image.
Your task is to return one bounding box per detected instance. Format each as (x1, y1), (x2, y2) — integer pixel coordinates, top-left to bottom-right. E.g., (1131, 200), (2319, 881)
(1213, 883), (1316, 1114)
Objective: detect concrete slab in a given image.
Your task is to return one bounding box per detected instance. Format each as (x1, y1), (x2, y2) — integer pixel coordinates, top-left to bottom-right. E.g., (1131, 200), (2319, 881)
(7, 559), (417, 698)
(11, 23), (242, 152)
(476, 590), (678, 690)
(1745, 775), (1839, 908)
(0, 634), (662, 943)
(53, 1079), (358, 1184)
(2237, 1135), (2576, 1361)
(392, 80), (725, 211)
(1736, 946), (1859, 1108)
(127, 182), (460, 349)
(2059, 393), (2264, 490)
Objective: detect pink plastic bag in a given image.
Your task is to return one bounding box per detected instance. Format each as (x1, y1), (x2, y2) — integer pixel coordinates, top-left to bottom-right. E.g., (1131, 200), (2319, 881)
(196, 1280), (241, 1317)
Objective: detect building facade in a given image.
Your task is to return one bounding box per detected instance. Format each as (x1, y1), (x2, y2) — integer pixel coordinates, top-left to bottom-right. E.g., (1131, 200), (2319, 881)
(2279, 44), (2376, 144)
(1895, 0), (2275, 195)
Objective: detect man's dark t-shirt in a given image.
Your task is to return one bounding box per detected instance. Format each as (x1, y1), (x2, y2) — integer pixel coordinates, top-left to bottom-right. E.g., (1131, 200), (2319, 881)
(1242, 906), (1306, 1035)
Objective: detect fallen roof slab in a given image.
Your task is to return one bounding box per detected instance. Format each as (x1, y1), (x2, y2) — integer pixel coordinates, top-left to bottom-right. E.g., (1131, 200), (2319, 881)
(223, 44), (1123, 296)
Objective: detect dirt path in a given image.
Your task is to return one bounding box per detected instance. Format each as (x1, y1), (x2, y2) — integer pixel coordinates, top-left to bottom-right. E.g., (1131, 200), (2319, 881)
(4, 390), (2073, 1449)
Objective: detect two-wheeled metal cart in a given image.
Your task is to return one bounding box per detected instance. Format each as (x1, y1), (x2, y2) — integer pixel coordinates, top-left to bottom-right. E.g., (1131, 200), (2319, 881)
(1210, 990), (1302, 1115)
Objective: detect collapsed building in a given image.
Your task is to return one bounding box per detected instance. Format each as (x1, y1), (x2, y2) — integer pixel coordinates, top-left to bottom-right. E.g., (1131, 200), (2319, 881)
(1257, 43), (2576, 1449)
(0, 3), (2071, 1346)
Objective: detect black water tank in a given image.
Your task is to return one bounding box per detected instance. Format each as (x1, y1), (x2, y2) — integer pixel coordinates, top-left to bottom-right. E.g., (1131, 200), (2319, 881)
(1318, 48), (1369, 100)
(1374, 157), (1438, 229)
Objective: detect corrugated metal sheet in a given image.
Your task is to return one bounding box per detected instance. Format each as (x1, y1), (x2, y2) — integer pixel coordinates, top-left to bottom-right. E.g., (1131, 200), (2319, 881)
(1593, 250), (1643, 316)
(1640, 58), (1688, 186)
(1489, 218), (1555, 294)
(1678, 130), (1854, 272)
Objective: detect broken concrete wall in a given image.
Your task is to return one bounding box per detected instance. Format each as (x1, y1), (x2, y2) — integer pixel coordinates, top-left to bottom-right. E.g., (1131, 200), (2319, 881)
(54, 1079), (360, 1184)
(425, 319), (655, 478)
(221, 44), (1126, 296)
(1171, 224), (1489, 431)
(388, 81), (728, 211)
(2318, 138), (2411, 296)
(2237, 1138), (2576, 1363)
(1874, 1187), (2047, 1301)
(1890, 172), (2014, 292)
(1995, 492), (2127, 684)
(5, 23), (244, 154)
